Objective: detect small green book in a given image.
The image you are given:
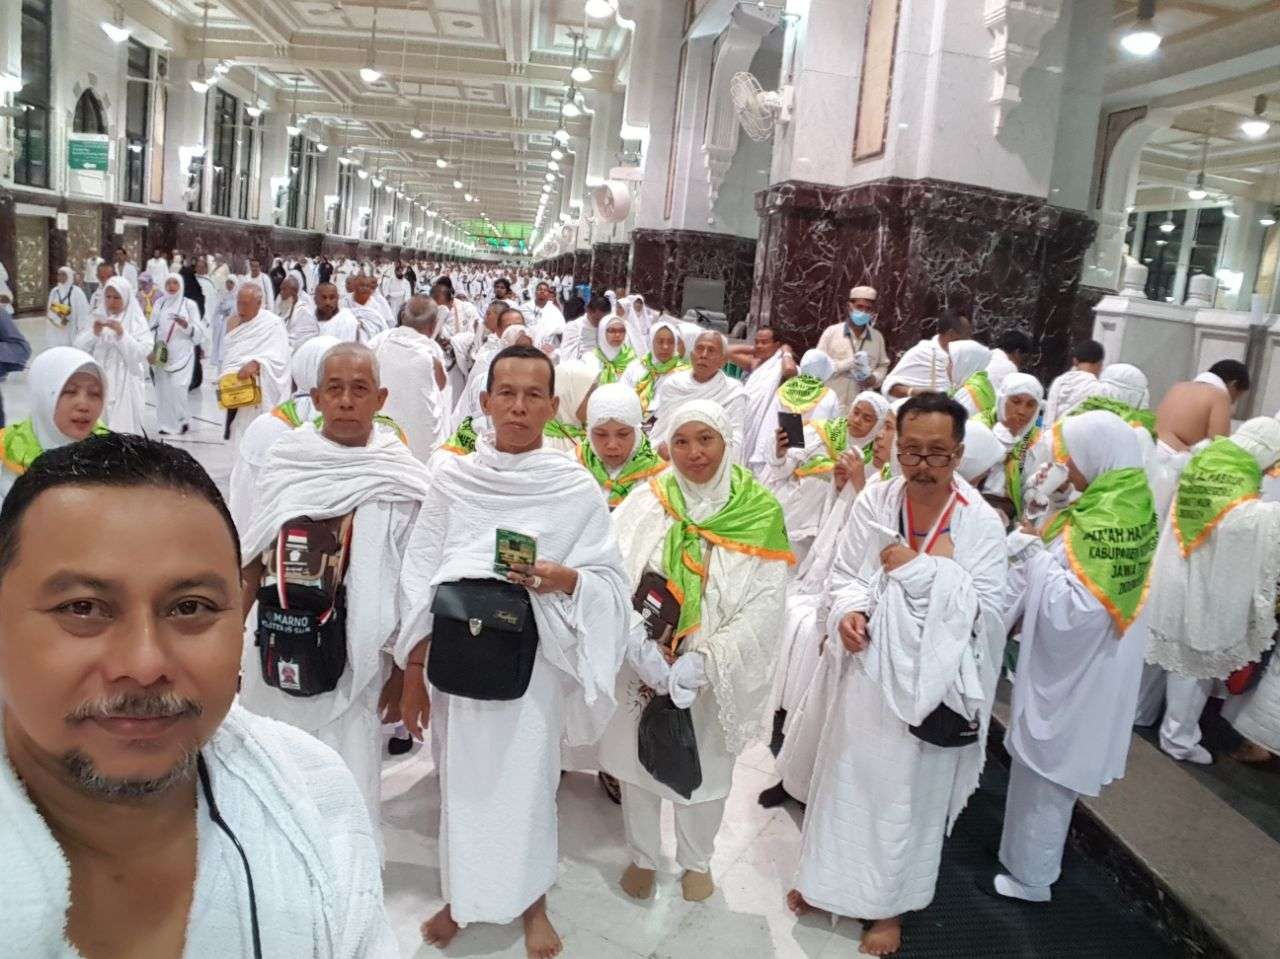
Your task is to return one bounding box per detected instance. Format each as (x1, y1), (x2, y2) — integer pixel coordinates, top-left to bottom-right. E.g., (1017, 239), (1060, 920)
(494, 528), (538, 575)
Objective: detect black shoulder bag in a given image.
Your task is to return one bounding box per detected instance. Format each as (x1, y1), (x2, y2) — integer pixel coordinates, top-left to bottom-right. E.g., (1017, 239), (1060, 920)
(427, 578), (539, 701)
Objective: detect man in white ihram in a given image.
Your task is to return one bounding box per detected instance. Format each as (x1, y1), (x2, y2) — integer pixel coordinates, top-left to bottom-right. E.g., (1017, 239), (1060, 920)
(218, 283), (292, 451)
(789, 392), (1007, 957)
(369, 295), (450, 460)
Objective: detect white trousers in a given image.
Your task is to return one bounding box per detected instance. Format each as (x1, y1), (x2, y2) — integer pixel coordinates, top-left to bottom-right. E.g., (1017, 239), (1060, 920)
(620, 782), (726, 873)
(1134, 663), (1166, 727)
(154, 364), (192, 433)
(1159, 674), (1213, 759)
(998, 758), (1078, 890)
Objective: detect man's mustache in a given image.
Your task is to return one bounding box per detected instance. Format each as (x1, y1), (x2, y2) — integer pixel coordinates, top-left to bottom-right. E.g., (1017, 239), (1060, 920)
(67, 692), (203, 724)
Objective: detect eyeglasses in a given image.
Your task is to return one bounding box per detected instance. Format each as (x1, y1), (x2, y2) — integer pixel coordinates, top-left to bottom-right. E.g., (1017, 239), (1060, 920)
(897, 450), (956, 467)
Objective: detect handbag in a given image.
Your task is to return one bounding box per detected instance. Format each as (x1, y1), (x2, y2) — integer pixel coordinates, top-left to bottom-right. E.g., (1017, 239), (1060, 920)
(1226, 645), (1275, 696)
(909, 703), (981, 748)
(637, 694), (703, 799)
(217, 371), (261, 410)
(427, 578), (539, 701)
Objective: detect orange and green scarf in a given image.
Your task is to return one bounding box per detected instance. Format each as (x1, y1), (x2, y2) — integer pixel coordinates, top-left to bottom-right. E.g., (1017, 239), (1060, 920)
(795, 418), (848, 478)
(0, 419), (109, 476)
(578, 435), (666, 508)
(651, 464), (795, 640)
(1172, 437), (1261, 557)
(544, 419), (586, 442)
(1042, 467), (1157, 632)
(1070, 396), (1156, 438)
(441, 416), (477, 455)
(594, 344), (637, 384)
(635, 353), (689, 413)
(958, 370), (996, 415)
(279, 398), (409, 446)
(777, 374), (828, 414)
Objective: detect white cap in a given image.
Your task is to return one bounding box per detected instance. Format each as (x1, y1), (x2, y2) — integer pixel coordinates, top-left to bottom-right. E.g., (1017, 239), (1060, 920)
(849, 285), (877, 302)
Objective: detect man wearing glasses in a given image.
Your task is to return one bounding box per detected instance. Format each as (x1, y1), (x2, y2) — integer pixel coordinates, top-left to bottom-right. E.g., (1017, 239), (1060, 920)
(816, 285), (889, 410)
(788, 391), (1007, 957)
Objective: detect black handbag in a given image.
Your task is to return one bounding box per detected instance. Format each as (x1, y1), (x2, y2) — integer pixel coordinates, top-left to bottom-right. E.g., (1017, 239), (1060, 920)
(255, 582), (349, 698)
(637, 694), (703, 799)
(909, 703), (980, 748)
(428, 578), (539, 701)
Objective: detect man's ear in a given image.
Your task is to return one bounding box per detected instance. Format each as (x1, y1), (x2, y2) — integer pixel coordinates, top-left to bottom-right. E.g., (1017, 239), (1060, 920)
(479, 391), (491, 416)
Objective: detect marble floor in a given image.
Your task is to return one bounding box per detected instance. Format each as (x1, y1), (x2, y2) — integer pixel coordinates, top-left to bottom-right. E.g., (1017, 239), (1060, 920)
(3, 312), (1179, 958)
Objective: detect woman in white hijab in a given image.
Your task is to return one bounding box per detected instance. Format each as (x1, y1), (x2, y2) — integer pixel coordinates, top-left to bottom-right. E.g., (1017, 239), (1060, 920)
(74, 275), (153, 435)
(600, 399), (793, 904)
(1097, 363), (1150, 409)
(624, 320), (689, 418)
(977, 371), (1044, 520)
(150, 273), (206, 435)
(583, 315), (643, 386)
(0, 347), (106, 501)
(949, 340), (995, 415)
(46, 266), (90, 347)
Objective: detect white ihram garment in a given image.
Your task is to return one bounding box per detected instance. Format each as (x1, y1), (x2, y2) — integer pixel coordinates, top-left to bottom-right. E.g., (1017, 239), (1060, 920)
(73, 277), (153, 435)
(0, 703), (397, 958)
(650, 369), (748, 453)
(393, 436), (629, 925)
(880, 335), (950, 397)
(371, 326), (448, 461)
(219, 311), (292, 449)
(237, 425), (429, 846)
(795, 477), (1006, 919)
(741, 349), (786, 473)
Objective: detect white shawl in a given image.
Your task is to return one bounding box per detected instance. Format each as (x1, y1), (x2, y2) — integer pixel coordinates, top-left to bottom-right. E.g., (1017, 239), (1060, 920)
(220, 311), (292, 412)
(239, 425), (430, 729)
(650, 368), (748, 450)
(881, 335), (950, 396)
(742, 349), (786, 470)
(394, 433), (630, 744)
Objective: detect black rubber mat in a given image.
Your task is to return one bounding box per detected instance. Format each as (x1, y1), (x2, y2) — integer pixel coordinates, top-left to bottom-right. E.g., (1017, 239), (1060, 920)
(856, 760), (1180, 958)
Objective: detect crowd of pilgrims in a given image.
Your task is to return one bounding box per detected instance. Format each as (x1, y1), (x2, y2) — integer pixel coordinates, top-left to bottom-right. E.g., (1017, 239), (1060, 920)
(3, 256), (1280, 959)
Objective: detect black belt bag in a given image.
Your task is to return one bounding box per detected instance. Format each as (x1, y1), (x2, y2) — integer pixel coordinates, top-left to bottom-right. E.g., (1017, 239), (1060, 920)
(428, 578), (538, 701)
(910, 702), (980, 748)
(255, 583), (348, 698)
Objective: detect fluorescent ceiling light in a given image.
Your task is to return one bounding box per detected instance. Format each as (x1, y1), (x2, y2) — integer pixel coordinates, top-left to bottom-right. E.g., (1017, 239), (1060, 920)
(360, 66), (383, 84)
(570, 65), (591, 84)
(246, 104), (263, 118)
(410, 126), (424, 139)
(0, 73), (22, 93)
(585, 0), (614, 20)
(1120, 28), (1161, 56)
(1240, 119), (1271, 139)
(562, 100), (581, 118)
(436, 157), (448, 168)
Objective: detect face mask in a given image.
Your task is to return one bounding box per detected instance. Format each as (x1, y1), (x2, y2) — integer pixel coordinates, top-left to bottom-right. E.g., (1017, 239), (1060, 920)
(849, 309), (872, 328)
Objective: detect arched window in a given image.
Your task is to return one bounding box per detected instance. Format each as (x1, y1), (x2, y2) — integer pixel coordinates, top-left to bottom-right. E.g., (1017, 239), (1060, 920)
(72, 90), (107, 134)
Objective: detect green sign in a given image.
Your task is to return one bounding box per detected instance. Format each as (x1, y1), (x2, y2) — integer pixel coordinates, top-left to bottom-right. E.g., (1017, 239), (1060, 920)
(68, 136), (109, 172)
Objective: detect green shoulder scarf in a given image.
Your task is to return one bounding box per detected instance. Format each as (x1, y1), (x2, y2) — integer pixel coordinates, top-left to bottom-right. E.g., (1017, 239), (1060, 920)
(544, 419), (586, 442)
(311, 412), (408, 445)
(1070, 396), (1157, 438)
(958, 370), (996, 414)
(635, 353), (689, 413)
(594, 344), (637, 384)
(651, 464), (795, 641)
(777, 374), (828, 414)
(795, 418), (848, 478)
(1042, 467), (1158, 632)
(1172, 437), (1261, 558)
(578, 435), (666, 508)
(441, 416), (477, 455)
(975, 406), (999, 429)
(1004, 426), (1041, 519)
(1, 419), (109, 476)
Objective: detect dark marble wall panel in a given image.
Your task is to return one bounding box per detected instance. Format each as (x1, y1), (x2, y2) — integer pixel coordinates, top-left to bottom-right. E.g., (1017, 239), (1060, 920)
(589, 242), (630, 292)
(751, 177), (1096, 377)
(629, 229), (756, 331)
(572, 250), (591, 281)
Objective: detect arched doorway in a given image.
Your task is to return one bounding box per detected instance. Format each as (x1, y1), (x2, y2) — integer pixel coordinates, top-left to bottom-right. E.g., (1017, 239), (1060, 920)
(72, 89), (107, 134)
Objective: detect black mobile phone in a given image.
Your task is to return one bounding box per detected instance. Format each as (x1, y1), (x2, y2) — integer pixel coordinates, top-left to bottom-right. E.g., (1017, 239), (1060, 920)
(779, 411), (805, 448)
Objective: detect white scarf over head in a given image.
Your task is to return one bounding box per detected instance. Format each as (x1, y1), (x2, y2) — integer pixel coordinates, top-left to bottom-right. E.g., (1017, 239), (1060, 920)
(960, 419), (1006, 486)
(54, 266), (73, 296)
(849, 390), (892, 446)
(648, 319), (681, 358)
(665, 399), (734, 522)
(240, 424), (431, 728)
(948, 339), (992, 387)
(587, 381), (643, 466)
(291, 334), (343, 395)
(1148, 416), (1280, 679)
(1061, 410), (1144, 479)
(27, 347), (104, 449)
(994, 372), (1044, 446)
(798, 348), (834, 382)
(1098, 363), (1150, 408)
(598, 315), (630, 361)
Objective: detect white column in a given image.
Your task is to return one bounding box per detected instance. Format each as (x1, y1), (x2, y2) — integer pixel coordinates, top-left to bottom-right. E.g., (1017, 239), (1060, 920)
(628, 0), (685, 230)
(1172, 208), (1199, 304)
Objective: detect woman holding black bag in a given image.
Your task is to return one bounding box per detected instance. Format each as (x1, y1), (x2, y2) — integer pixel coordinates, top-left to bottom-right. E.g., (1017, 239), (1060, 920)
(600, 399), (794, 903)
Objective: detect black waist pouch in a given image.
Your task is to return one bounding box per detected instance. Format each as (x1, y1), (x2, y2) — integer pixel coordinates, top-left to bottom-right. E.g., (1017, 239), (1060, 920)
(909, 703), (980, 748)
(255, 583), (348, 698)
(428, 578), (538, 701)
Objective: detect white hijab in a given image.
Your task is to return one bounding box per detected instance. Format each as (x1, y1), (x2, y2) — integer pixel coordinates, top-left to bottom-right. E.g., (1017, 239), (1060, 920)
(1230, 416), (1280, 471)
(102, 276), (145, 325)
(54, 266), (74, 296)
(994, 372), (1045, 446)
(648, 319), (681, 357)
(1098, 363), (1150, 409)
(849, 390), (892, 446)
(666, 399), (733, 522)
(28, 346), (105, 449)
(798, 348), (835, 382)
(948, 339), (992, 388)
(154, 275), (187, 317)
(960, 419), (1006, 485)
(587, 382), (643, 466)
(1061, 410), (1144, 481)
(598, 315), (631, 361)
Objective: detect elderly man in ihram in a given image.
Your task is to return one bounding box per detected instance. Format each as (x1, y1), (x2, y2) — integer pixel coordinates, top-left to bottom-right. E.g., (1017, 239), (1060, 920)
(1143, 417), (1280, 765)
(789, 392), (1007, 956)
(651, 331), (747, 457)
(0, 434), (396, 956)
(395, 344), (630, 959)
(219, 283), (292, 450)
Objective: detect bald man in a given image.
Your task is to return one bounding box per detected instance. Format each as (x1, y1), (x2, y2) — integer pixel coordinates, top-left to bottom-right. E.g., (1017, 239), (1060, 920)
(237, 343), (432, 852)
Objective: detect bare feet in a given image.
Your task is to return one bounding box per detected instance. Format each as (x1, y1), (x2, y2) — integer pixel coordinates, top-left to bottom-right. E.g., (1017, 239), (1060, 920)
(681, 869), (714, 902)
(1231, 740), (1274, 764)
(421, 903), (459, 948)
(619, 863), (656, 899)
(785, 889), (813, 916)
(859, 917), (902, 956)
(522, 896), (563, 959)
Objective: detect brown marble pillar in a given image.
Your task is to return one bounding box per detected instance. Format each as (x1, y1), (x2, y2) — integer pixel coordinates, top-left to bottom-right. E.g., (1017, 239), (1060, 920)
(589, 242), (630, 292)
(628, 228), (756, 330)
(751, 178), (1097, 377)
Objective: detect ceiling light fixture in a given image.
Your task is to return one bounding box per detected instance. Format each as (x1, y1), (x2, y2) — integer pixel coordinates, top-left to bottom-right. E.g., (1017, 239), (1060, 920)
(1120, 0), (1161, 56)
(1159, 212), (1176, 233)
(453, 179), (464, 189)
(190, 3), (216, 93)
(554, 127), (570, 145)
(585, 0), (614, 19)
(361, 5), (384, 84)
(357, 168), (369, 179)
(316, 142), (328, 153)
(1241, 94), (1271, 139)
(410, 125), (424, 139)
(436, 157), (448, 168)
(101, 3), (131, 43)
(550, 148), (564, 160)
(1261, 210), (1278, 228)
(246, 67), (264, 117)
(562, 98), (581, 119)
(285, 76), (302, 136)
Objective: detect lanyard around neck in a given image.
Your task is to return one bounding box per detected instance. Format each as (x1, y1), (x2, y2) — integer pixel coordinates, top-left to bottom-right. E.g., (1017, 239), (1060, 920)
(901, 490), (958, 555)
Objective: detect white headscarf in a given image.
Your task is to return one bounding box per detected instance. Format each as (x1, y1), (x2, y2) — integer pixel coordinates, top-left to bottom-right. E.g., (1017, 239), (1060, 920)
(798, 348), (835, 382)
(102, 276), (145, 324)
(290, 334), (342, 394)
(28, 346), (105, 449)
(599, 315), (630, 361)
(994, 372), (1045, 445)
(1060, 410), (1144, 481)
(960, 419), (1006, 485)
(648, 319), (681, 358)
(948, 340), (992, 388)
(1230, 416), (1280, 471)
(587, 382), (643, 465)
(154, 274), (186, 315)
(666, 399), (733, 522)
(848, 390), (892, 446)
(1098, 363), (1150, 409)
(54, 265), (74, 296)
